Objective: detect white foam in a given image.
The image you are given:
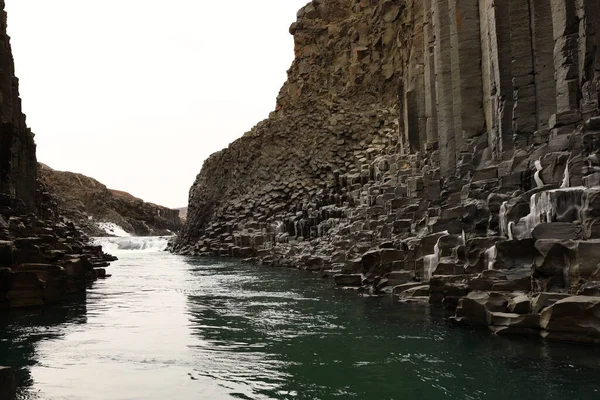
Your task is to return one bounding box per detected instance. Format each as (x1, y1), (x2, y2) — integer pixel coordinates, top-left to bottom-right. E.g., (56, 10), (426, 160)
(499, 201), (509, 237)
(561, 162), (570, 189)
(423, 232), (448, 281)
(485, 245), (497, 270)
(514, 187), (586, 239)
(96, 222), (132, 237)
(534, 159), (544, 188)
(93, 236), (171, 253)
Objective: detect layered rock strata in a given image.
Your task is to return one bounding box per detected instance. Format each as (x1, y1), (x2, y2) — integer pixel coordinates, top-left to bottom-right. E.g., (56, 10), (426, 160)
(0, 213), (117, 309)
(175, 0), (600, 344)
(39, 164), (182, 237)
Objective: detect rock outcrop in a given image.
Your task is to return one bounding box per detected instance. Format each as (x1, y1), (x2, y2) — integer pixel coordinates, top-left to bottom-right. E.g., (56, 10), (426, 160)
(0, 0), (116, 328)
(39, 164), (182, 237)
(174, 0), (600, 344)
(0, 0), (37, 213)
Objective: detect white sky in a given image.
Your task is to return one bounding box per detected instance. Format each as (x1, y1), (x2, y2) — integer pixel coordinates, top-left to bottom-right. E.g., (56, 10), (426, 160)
(5, 0), (308, 208)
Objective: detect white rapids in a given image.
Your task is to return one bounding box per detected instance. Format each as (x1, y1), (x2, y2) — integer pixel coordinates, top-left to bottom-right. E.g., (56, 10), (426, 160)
(93, 236), (172, 253)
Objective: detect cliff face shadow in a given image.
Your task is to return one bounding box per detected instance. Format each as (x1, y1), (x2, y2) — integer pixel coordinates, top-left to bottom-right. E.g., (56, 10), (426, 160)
(0, 294), (88, 397)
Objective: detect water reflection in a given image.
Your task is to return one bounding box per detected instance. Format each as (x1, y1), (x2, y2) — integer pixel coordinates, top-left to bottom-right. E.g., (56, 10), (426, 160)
(184, 258), (600, 400)
(0, 294), (87, 397)
(1, 251), (600, 400)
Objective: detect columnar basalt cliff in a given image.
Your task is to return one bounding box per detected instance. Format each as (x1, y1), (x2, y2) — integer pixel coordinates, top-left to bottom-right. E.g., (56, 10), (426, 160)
(39, 164), (182, 237)
(0, 2), (116, 323)
(175, 0), (600, 344)
(0, 0), (36, 213)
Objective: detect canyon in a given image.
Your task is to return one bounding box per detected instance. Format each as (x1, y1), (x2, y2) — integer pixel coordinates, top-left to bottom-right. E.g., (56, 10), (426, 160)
(174, 0), (600, 344)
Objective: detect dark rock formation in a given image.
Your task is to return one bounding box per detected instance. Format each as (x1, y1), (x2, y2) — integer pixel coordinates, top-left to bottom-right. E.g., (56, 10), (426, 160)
(0, 0), (36, 213)
(0, 366), (15, 400)
(0, 0), (116, 328)
(174, 0), (600, 344)
(0, 214), (116, 309)
(39, 164), (182, 237)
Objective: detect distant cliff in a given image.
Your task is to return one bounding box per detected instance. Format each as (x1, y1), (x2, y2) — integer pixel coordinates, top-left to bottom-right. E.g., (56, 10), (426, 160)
(39, 164), (181, 236)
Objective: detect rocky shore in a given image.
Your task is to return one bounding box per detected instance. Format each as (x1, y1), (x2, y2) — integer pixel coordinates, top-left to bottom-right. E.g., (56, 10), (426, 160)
(173, 0), (600, 344)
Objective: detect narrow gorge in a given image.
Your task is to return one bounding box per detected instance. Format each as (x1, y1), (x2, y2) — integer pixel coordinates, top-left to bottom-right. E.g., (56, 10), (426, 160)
(174, 0), (600, 344)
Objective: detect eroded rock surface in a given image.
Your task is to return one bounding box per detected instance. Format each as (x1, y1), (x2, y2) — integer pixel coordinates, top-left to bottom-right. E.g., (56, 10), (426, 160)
(174, 0), (600, 344)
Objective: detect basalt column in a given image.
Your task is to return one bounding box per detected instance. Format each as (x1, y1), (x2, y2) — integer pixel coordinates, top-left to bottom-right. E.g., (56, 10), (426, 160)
(530, 0), (558, 130)
(423, 0), (438, 151)
(479, 0), (513, 160)
(551, 0), (580, 114)
(405, 2), (427, 153)
(577, 0), (600, 119)
(449, 0), (485, 170)
(509, 0), (537, 145)
(432, 0), (456, 175)
(0, 1), (37, 211)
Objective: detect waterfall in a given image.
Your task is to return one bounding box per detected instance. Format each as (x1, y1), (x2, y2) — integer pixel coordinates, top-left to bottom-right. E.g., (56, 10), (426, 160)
(499, 201), (509, 237)
(507, 222), (514, 240)
(93, 236), (171, 253)
(513, 187), (586, 239)
(561, 162), (570, 189)
(534, 159), (544, 188)
(96, 222), (132, 237)
(484, 245), (497, 270)
(423, 232), (448, 281)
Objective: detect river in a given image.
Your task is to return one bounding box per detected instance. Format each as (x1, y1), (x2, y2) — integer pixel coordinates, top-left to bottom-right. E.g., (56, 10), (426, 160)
(1, 237), (600, 399)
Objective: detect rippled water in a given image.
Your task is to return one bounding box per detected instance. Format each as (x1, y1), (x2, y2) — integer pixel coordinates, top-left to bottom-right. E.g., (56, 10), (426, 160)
(2, 242), (600, 399)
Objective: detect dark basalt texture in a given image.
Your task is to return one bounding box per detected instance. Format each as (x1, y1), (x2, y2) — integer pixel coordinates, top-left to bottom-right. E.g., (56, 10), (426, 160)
(0, 0), (36, 213)
(174, 0), (600, 344)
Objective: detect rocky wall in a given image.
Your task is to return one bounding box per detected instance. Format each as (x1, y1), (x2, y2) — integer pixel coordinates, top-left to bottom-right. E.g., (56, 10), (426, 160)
(175, 0), (600, 344)
(0, 0), (37, 213)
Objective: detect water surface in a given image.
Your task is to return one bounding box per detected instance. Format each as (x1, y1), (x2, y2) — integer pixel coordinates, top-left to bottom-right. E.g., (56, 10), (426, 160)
(1, 239), (600, 399)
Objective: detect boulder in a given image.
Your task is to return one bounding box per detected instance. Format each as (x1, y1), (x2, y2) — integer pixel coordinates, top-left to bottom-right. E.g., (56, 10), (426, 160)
(531, 292), (572, 313)
(453, 291), (509, 327)
(540, 296), (600, 343)
(385, 270), (415, 286)
(361, 248), (405, 276)
(334, 274), (364, 287)
(508, 294), (532, 314)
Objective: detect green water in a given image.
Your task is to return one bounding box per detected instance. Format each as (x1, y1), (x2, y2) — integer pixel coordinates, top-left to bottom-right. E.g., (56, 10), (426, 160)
(1, 246), (600, 399)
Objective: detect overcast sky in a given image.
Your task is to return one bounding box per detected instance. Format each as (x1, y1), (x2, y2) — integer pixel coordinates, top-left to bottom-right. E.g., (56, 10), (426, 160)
(5, 0), (308, 208)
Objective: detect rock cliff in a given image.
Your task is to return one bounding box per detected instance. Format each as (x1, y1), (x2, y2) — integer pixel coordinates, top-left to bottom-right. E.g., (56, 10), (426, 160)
(0, 0), (37, 213)
(0, 0), (116, 325)
(176, 0), (600, 344)
(39, 164), (182, 237)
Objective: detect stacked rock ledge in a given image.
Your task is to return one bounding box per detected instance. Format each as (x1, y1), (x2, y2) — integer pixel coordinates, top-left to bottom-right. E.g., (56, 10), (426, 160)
(173, 0), (600, 344)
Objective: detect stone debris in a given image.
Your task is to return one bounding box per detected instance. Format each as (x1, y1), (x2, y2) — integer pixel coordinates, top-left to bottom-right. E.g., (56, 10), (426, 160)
(169, 0), (600, 345)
